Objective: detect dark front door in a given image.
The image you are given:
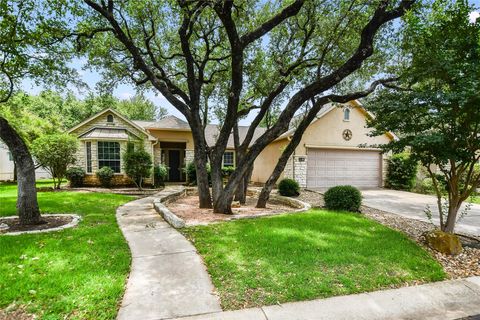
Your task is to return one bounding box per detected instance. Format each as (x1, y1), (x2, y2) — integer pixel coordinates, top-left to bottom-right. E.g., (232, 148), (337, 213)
(168, 150), (181, 181)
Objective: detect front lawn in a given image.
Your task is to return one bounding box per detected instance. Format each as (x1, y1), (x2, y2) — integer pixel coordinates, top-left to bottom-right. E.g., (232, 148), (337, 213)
(0, 181), (133, 319)
(183, 210), (445, 310)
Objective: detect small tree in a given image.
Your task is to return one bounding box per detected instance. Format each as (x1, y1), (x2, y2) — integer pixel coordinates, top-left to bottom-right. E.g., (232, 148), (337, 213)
(368, 1), (480, 233)
(123, 144), (153, 190)
(31, 134), (78, 189)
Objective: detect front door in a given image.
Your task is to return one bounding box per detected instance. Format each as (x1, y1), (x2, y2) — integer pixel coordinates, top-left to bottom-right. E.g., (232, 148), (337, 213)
(168, 150), (181, 181)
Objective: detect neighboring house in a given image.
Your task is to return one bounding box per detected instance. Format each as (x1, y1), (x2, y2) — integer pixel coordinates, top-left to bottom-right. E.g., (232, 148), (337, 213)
(0, 140), (52, 181)
(67, 101), (393, 188)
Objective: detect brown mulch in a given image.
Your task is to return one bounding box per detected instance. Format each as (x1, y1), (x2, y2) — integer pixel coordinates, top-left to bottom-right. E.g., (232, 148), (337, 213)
(0, 215), (73, 234)
(300, 189), (480, 279)
(167, 195), (297, 225)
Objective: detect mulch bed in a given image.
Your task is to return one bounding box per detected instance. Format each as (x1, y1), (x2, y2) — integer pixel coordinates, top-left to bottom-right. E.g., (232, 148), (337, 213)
(167, 195), (298, 225)
(299, 189), (480, 279)
(0, 215), (73, 234)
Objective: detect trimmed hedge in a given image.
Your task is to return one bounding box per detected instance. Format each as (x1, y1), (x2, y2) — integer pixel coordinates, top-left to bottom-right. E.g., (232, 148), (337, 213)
(324, 185), (362, 212)
(154, 165), (168, 187)
(278, 178), (300, 197)
(386, 153), (418, 191)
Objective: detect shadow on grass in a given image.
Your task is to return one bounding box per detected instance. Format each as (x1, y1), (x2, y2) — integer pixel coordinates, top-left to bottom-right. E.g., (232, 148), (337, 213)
(184, 210), (445, 310)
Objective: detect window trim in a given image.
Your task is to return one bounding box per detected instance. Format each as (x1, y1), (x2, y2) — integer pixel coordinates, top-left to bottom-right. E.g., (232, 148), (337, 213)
(86, 142), (92, 173)
(97, 141), (121, 173)
(107, 114), (114, 123)
(222, 151), (235, 167)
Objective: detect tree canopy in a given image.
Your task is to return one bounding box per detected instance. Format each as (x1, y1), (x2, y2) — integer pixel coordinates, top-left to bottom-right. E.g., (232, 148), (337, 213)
(367, 0), (480, 233)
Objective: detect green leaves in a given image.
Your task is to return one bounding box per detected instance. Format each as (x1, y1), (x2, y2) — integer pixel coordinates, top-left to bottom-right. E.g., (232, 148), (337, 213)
(31, 133), (78, 189)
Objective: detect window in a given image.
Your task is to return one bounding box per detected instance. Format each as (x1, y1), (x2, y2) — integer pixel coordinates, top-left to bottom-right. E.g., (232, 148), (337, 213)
(107, 114), (114, 123)
(7, 151), (13, 161)
(86, 142), (92, 173)
(98, 141), (121, 173)
(343, 107), (350, 121)
(223, 151), (234, 167)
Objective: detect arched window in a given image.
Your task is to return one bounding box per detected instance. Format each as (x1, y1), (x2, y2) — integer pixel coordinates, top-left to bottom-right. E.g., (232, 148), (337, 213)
(107, 114), (114, 123)
(343, 108), (350, 121)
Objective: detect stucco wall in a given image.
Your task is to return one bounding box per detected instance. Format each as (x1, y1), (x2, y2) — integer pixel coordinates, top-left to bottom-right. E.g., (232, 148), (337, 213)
(251, 139), (288, 183)
(294, 105), (391, 155)
(147, 130), (194, 149)
(250, 104), (392, 184)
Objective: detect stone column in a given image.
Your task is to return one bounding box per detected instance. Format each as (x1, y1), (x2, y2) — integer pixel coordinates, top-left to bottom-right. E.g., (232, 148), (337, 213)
(185, 149), (195, 164)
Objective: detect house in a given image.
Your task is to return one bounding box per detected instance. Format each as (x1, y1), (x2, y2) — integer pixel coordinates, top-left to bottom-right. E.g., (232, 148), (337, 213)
(67, 100), (393, 189)
(0, 140), (52, 181)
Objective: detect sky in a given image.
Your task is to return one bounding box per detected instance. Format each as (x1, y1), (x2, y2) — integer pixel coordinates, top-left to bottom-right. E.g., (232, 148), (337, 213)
(20, 2), (480, 125)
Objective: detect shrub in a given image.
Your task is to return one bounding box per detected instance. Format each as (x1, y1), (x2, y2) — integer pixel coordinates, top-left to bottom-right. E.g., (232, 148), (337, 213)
(221, 166), (235, 178)
(123, 145), (153, 190)
(278, 178), (300, 197)
(386, 153), (418, 191)
(31, 133), (78, 189)
(65, 167), (85, 187)
(324, 185), (362, 212)
(184, 162), (212, 185)
(96, 167), (114, 188)
(185, 161), (197, 184)
(154, 164), (168, 188)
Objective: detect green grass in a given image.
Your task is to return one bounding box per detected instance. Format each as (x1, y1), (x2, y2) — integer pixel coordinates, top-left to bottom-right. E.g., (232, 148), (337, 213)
(0, 180), (133, 319)
(183, 210), (445, 310)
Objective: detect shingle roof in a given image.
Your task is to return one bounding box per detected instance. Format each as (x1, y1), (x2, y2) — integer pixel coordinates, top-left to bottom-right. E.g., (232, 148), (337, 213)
(204, 124), (267, 148)
(133, 115), (190, 130)
(134, 115), (267, 148)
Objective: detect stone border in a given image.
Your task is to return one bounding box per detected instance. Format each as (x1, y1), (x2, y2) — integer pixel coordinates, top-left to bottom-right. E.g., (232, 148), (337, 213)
(154, 187), (311, 229)
(153, 187), (187, 228)
(0, 214), (81, 236)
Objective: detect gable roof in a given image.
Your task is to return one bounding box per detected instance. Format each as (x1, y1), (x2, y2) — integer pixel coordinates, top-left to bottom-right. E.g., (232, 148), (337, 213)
(67, 108), (156, 141)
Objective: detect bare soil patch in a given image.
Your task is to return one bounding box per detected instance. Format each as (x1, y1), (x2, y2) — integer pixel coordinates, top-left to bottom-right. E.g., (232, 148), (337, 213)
(0, 215), (73, 234)
(167, 195), (297, 224)
(0, 305), (35, 320)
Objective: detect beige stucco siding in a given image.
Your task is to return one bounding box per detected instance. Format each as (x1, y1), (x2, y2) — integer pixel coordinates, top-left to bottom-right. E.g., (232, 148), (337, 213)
(147, 130), (194, 149)
(251, 139), (288, 183)
(295, 105), (391, 155)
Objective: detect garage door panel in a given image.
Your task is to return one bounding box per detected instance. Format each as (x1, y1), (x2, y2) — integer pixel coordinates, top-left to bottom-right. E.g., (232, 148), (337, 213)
(307, 149), (381, 189)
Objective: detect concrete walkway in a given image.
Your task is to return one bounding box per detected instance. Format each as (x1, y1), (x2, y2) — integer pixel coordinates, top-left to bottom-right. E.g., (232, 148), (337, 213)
(115, 187), (221, 320)
(362, 189), (480, 236)
(177, 277), (480, 320)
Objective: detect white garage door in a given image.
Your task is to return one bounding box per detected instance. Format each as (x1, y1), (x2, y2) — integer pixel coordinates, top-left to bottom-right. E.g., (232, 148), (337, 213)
(307, 149), (381, 189)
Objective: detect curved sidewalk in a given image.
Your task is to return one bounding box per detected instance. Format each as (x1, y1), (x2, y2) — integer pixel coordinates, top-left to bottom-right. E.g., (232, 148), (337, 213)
(115, 187), (221, 320)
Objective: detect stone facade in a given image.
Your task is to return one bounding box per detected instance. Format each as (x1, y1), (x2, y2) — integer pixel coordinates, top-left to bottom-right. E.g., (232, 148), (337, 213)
(283, 155), (308, 188)
(185, 149), (195, 164)
(69, 109), (154, 187)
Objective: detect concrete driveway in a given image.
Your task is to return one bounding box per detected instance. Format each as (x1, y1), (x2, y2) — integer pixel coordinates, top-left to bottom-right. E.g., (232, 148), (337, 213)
(361, 189), (480, 237)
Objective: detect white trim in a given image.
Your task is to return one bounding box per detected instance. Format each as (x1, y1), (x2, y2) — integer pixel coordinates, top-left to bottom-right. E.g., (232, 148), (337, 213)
(305, 144), (382, 151)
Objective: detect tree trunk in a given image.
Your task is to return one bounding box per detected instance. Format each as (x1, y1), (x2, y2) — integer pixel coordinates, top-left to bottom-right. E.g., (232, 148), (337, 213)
(443, 196), (462, 233)
(0, 117), (41, 224)
(190, 127), (212, 208)
(194, 149), (212, 208)
(258, 101), (327, 207)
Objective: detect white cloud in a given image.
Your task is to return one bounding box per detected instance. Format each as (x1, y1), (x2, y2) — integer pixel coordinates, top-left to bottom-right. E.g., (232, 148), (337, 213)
(469, 11), (479, 23)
